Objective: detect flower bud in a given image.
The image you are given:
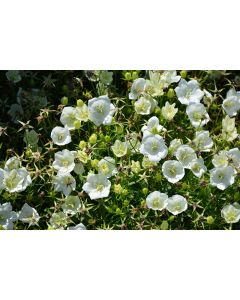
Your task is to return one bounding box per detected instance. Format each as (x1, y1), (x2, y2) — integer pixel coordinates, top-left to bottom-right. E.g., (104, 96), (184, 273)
(206, 216), (214, 225)
(79, 140), (86, 149)
(142, 187), (149, 195)
(167, 88), (175, 98)
(124, 72), (131, 81)
(89, 133), (97, 144)
(91, 159), (99, 169)
(180, 70), (187, 78)
(74, 120), (81, 129)
(77, 99), (84, 107)
(61, 96), (68, 105)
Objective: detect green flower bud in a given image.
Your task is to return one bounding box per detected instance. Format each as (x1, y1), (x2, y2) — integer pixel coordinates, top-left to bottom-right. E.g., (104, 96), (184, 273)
(61, 96), (68, 105)
(180, 70), (187, 78)
(124, 72), (131, 81)
(79, 140), (87, 149)
(168, 216), (175, 222)
(123, 200), (129, 207)
(116, 125), (124, 134)
(89, 133), (97, 144)
(74, 120), (81, 129)
(155, 174), (162, 182)
(160, 220), (169, 230)
(105, 135), (111, 143)
(167, 88), (175, 98)
(154, 107), (161, 115)
(142, 188), (149, 195)
(114, 184), (124, 194)
(116, 208), (122, 215)
(91, 159), (99, 169)
(132, 71), (138, 80)
(206, 216), (214, 225)
(77, 99), (84, 107)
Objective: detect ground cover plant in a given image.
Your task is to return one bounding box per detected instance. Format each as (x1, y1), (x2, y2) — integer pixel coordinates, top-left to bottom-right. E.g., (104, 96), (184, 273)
(0, 70), (239, 230)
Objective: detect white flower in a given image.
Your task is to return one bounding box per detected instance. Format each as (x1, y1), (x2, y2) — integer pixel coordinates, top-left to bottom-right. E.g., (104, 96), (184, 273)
(4, 156), (21, 171)
(139, 134), (168, 163)
(51, 126), (71, 146)
(82, 173), (111, 200)
(159, 70), (181, 88)
(88, 95), (114, 126)
(99, 71), (113, 85)
(222, 115), (238, 142)
(175, 79), (204, 105)
(190, 157), (207, 178)
(162, 160), (185, 183)
(49, 212), (68, 229)
(169, 139), (182, 155)
(203, 89), (213, 106)
(98, 157), (117, 178)
(61, 195), (81, 215)
(60, 106), (78, 130)
(212, 151), (229, 168)
(166, 195), (188, 215)
(111, 140), (128, 157)
(134, 95), (157, 115)
(75, 104), (89, 122)
(2, 168), (32, 193)
(228, 148), (240, 169)
(53, 173), (76, 196)
(141, 116), (166, 138)
(222, 88), (240, 117)
(162, 102), (178, 121)
(221, 203), (240, 224)
(193, 130), (213, 151)
(53, 149), (75, 175)
(73, 162), (85, 175)
(18, 203), (40, 226)
(67, 223), (86, 230)
(129, 78), (146, 99)
(0, 203), (18, 230)
(146, 71), (164, 97)
(146, 191), (168, 211)
(210, 166), (235, 190)
(186, 103), (210, 127)
(176, 145), (197, 169)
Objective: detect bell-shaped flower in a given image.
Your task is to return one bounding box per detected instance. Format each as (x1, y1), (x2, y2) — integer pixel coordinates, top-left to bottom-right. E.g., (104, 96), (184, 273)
(190, 157), (207, 178)
(141, 116), (166, 138)
(193, 130), (213, 152)
(49, 212), (68, 229)
(228, 148), (240, 169)
(53, 149), (75, 175)
(18, 203), (40, 226)
(210, 166), (235, 190)
(129, 78), (146, 99)
(111, 140), (128, 157)
(146, 191), (168, 211)
(88, 95), (114, 126)
(168, 139), (182, 156)
(0, 202), (18, 230)
(221, 203), (240, 224)
(162, 102), (178, 121)
(212, 151), (229, 168)
(67, 223), (86, 230)
(2, 168), (32, 193)
(162, 160), (185, 183)
(98, 157), (117, 178)
(140, 134), (168, 163)
(4, 156), (21, 171)
(186, 103), (210, 127)
(176, 145), (197, 169)
(159, 70), (181, 88)
(53, 173), (76, 196)
(61, 195), (81, 215)
(60, 106), (78, 130)
(166, 195), (188, 215)
(51, 126), (71, 146)
(222, 88), (240, 117)
(175, 79), (204, 105)
(82, 173), (111, 200)
(134, 95), (157, 115)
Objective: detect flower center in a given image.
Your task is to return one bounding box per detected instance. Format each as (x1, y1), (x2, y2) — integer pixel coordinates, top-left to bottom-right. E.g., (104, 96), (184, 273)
(96, 184), (104, 192)
(152, 198), (160, 208)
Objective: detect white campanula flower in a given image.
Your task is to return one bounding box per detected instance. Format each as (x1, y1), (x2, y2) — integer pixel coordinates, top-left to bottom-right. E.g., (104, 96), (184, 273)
(76, 103), (89, 122)
(82, 173), (111, 200)
(53, 149), (75, 175)
(166, 195), (188, 215)
(99, 71), (113, 85)
(161, 102), (178, 121)
(146, 71), (164, 97)
(203, 89), (213, 107)
(186, 103), (210, 127)
(73, 161), (85, 175)
(4, 156), (21, 171)
(159, 70), (181, 88)
(228, 148), (240, 169)
(129, 78), (146, 99)
(141, 116), (166, 138)
(61, 195), (81, 215)
(146, 191), (168, 211)
(0, 203), (18, 230)
(162, 160), (185, 183)
(222, 115), (238, 142)
(53, 173), (76, 196)
(175, 79), (204, 105)
(60, 106), (78, 130)
(169, 139), (182, 156)
(193, 130), (213, 152)
(67, 223), (86, 230)
(176, 145), (197, 169)
(222, 88), (240, 117)
(190, 157), (207, 178)
(18, 203), (40, 226)
(111, 140), (128, 157)
(98, 157), (117, 178)
(212, 151), (229, 168)
(51, 126), (71, 146)
(2, 167), (32, 193)
(88, 95), (115, 126)
(49, 212), (68, 229)
(221, 203), (240, 224)
(139, 134), (168, 163)
(210, 166), (235, 190)
(134, 95), (157, 115)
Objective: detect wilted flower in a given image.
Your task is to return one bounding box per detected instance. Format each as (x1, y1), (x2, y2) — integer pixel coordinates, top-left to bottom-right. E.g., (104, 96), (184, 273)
(162, 160), (185, 183)
(67, 223), (86, 230)
(141, 116), (166, 138)
(146, 191), (168, 211)
(161, 102), (178, 121)
(82, 173), (111, 200)
(210, 166), (235, 190)
(186, 103), (210, 127)
(190, 157), (207, 178)
(176, 145), (197, 169)
(166, 195), (188, 215)
(98, 157), (117, 178)
(193, 130), (213, 151)
(53, 149), (75, 175)
(18, 203), (40, 226)
(61, 195), (81, 215)
(111, 140), (128, 157)
(60, 106), (78, 130)
(139, 134), (168, 163)
(129, 78), (146, 99)
(51, 126), (71, 146)
(0, 202), (18, 230)
(175, 79), (204, 105)
(53, 173), (76, 196)
(88, 95), (115, 126)
(222, 88), (240, 117)
(221, 203), (240, 224)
